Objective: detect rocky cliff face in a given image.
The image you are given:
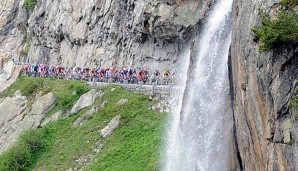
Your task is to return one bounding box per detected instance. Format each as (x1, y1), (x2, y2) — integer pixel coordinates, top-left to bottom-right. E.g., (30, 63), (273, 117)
(1, 0), (297, 170)
(0, 0), (27, 68)
(0, 0), (213, 71)
(0, 0), (214, 155)
(0, 91), (55, 153)
(231, 0), (298, 170)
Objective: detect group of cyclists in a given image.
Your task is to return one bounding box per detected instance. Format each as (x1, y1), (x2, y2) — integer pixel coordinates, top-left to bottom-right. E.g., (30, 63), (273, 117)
(20, 63), (177, 85)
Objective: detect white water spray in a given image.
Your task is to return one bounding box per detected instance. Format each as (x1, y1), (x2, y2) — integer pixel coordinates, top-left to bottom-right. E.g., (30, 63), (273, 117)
(164, 0), (233, 170)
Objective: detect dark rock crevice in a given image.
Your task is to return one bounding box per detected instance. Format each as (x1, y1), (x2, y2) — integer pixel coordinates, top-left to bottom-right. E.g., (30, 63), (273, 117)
(228, 46), (243, 171)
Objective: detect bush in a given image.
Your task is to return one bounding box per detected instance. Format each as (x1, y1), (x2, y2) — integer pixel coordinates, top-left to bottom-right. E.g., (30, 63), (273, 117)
(20, 128), (47, 153)
(0, 142), (32, 171)
(290, 89), (298, 109)
(55, 83), (89, 111)
(74, 84), (89, 97)
(252, 8), (298, 52)
(24, 0), (37, 10)
(252, 0), (298, 52)
(22, 80), (40, 97)
(281, 0), (298, 8)
(0, 128), (49, 170)
(24, 37), (30, 54)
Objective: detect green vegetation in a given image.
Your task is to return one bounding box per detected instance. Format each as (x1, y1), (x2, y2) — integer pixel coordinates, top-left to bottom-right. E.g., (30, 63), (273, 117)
(24, 0), (37, 10)
(20, 34), (30, 58)
(252, 2), (298, 52)
(0, 77), (166, 171)
(290, 89), (298, 119)
(281, 0), (298, 8)
(287, 139), (294, 145)
(0, 128), (50, 170)
(0, 76), (90, 112)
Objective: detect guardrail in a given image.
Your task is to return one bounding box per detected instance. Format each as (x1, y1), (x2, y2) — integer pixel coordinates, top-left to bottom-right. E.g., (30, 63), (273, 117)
(88, 82), (184, 99)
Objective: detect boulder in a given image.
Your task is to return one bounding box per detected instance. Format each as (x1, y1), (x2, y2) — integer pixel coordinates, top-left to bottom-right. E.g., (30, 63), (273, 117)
(41, 110), (62, 126)
(115, 98), (128, 106)
(30, 92), (56, 116)
(0, 92), (25, 153)
(282, 119), (292, 144)
(0, 91), (56, 154)
(70, 89), (102, 114)
(73, 107), (97, 126)
(21, 92), (56, 128)
(0, 60), (21, 93)
(100, 115), (121, 138)
(0, 90), (28, 130)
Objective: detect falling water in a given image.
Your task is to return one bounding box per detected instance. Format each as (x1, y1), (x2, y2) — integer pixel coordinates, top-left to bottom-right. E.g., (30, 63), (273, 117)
(164, 0), (233, 170)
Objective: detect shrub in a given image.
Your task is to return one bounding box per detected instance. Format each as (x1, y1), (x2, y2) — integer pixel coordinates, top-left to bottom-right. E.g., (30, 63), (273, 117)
(252, 8), (298, 52)
(24, 37), (30, 54)
(281, 0), (298, 8)
(0, 128), (49, 170)
(24, 0), (37, 10)
(20, 32), (30, 57)
(289, 89), (298, 109)
(0, 141), (32, 171)
(20, 128), (47, 153)
(55, 83), (89, 111)
(74, 84), (89, 97)
(21, 79), (40, 96)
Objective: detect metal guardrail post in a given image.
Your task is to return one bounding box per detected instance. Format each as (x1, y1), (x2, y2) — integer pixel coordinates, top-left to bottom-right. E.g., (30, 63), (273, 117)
(152, 81), (156, 96)
(169, 83), (173, 96)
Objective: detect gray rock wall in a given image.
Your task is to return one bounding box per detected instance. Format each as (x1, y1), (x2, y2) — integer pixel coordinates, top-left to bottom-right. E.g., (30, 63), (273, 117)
(0, 91), (56, 153)
(0, 0), (213, 72)
(230, 0), (298, 170)
(0, 0), (28, 63)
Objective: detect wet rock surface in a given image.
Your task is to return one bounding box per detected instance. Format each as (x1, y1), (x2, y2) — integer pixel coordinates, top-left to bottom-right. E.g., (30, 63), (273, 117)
(230, 0), (298, 170)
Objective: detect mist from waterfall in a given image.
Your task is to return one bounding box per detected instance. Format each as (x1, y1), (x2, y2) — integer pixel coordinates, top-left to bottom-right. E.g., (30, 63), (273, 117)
(163, 0), (233, 170)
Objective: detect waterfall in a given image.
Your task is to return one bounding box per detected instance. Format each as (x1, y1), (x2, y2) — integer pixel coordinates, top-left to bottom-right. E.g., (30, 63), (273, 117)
(164, 0), (233, 170)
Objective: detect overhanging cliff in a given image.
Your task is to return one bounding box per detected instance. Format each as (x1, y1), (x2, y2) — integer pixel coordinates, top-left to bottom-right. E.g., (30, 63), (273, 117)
(0, 0), (213, 69)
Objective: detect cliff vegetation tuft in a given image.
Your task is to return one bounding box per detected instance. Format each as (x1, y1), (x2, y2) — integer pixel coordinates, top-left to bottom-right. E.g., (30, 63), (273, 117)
(290, 89), (298, 119)
(252, 2), (298, 52)
(24, 0), (37, 10)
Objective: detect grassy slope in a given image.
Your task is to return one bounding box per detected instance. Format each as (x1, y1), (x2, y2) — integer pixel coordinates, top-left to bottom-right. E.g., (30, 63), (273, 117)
(0, 77), (166, 171)
(0, 76), (90, 113)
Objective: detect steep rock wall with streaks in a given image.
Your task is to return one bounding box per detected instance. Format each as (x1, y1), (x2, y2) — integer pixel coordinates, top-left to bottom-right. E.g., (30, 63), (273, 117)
(230, 0), (298, 170)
